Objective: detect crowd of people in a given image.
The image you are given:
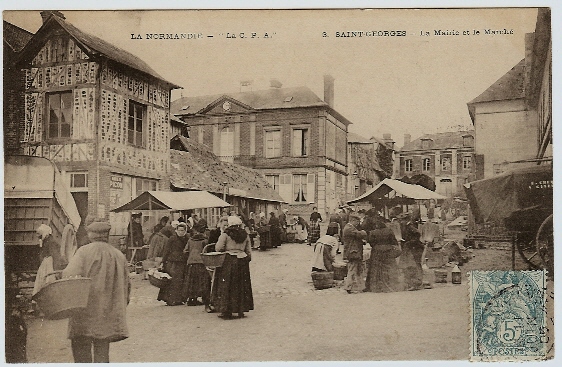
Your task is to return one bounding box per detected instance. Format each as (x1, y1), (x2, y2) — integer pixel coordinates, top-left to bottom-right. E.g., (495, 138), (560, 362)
(23, 204), (434, 363)
(310, 206), (430, 294)
(144, 212), (254, 320)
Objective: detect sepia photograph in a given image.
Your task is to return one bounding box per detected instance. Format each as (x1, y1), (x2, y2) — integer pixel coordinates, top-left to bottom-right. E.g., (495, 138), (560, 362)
(3, 3), (555, 364)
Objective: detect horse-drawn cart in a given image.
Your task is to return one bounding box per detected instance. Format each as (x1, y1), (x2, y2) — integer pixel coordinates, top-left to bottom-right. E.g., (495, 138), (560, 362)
(464, 165), (553, 275)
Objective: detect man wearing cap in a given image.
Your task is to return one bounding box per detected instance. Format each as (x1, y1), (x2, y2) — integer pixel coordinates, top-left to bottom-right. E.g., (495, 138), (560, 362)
(62, 221), (130, 363)
(343, 214), (367, 293)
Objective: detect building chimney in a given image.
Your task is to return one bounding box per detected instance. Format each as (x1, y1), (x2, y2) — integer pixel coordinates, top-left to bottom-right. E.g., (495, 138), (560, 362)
(382, 133), (395, 149)
(269, 79), (283, 88)
(40, 10), (66, 24)
(324, 74), (334, 108)
(404, 134), (411, 147)
(240, 80), (253, 92)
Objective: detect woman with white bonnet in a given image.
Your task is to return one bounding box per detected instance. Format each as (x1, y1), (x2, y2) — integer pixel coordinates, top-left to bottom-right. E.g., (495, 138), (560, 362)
(33, 224), (67, 295)
(212, 215), (254, 319)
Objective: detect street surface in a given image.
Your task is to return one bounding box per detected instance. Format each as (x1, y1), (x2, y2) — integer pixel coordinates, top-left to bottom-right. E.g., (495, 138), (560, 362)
(26, 234), (530, 362)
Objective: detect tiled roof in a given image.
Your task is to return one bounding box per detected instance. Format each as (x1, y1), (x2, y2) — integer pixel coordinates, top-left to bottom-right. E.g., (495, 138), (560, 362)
(400, 130), (475, 152)
(172, 86), (325, 114)
(18, 14), (180, 88)
(467, 59), (525, 121)
(169, 136), (285, 203)
(468, 59), (525, 104)
(3, 21), (34, 52)
(171, 86), (352, 125)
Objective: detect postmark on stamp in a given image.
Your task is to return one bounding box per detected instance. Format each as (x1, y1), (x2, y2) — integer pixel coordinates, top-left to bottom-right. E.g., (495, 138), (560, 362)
(469, 270), (548, 361)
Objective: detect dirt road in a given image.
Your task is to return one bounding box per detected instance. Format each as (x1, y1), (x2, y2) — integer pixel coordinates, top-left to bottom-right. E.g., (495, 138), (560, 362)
(25, 240), (531, 362)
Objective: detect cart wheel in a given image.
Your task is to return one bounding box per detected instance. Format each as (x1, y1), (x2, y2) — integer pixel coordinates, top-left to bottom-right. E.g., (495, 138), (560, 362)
(536, 214), (553, 277)
(516, 232), (542, 271)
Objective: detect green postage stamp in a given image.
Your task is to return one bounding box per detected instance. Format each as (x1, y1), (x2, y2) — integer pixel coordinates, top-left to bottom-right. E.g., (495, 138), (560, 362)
(469, 270), (550, 361)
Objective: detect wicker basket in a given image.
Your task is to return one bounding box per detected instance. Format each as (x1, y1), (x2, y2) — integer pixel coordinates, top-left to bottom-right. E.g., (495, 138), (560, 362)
(201, 252), (226, 268)
(333, 263), (348, 280)
(148, 273), (171, 288)
(32, 277), (91, 320)
(311, 271), (334, 290)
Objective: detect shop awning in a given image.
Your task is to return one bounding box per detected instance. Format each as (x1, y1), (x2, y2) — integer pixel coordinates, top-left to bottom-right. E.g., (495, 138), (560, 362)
(111, 190), (231, 212)
(347, 178), (446, 204)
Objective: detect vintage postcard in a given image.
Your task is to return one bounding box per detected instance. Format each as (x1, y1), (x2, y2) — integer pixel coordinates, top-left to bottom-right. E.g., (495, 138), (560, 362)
(3, 5), (555, 364)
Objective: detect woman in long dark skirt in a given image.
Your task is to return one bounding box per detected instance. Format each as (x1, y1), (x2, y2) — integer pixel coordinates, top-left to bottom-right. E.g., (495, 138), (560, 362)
(211, 216), (253, 319)
(182, 221), (211, 307)
(269, 212), (282, 248)
(365, 221), (402, 293)
(157, 223), (189, 306)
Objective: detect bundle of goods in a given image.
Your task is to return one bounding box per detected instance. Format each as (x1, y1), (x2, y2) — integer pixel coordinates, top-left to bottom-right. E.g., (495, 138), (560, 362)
(147, 269), (172, 288)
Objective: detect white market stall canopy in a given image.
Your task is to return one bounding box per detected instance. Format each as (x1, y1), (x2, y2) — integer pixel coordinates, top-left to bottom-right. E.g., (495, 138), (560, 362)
(347, 178), (446, 204)
(111, 190), (232, 212)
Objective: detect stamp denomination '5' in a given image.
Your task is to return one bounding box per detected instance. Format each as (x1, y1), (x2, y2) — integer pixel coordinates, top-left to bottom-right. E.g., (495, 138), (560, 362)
(470, 271), (547, 361)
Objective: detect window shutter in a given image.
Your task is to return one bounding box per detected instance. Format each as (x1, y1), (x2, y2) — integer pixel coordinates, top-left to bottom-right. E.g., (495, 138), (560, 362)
(307, 173), (316, 203)
(279, 174), (293, 203)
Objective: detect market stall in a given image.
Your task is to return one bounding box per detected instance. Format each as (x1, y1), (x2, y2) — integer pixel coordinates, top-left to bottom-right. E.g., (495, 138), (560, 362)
(111, 190), (231, 263)
(347, 178), (446, 216)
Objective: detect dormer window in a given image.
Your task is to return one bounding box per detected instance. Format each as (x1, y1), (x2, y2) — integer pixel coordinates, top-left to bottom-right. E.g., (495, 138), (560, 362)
(421, 138), (432, 150)
(463, 135), (474, 147)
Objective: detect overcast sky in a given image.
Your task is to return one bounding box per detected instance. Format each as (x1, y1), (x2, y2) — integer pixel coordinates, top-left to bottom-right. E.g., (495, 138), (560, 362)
(5, 8), (539, 147)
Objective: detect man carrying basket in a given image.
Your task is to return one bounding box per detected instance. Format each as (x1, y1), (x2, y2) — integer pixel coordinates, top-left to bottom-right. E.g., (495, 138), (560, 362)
(62, 221), (130, 363)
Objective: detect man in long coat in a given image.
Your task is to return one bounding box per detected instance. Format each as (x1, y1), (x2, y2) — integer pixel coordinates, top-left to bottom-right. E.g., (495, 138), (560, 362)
(62, 221), (130, 363)
(343, 215), (367, 293)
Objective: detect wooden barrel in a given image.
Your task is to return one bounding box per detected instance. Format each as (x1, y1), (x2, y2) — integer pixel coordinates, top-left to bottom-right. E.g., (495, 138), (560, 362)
(311, 271), (334, 289)
(333, 263), (347, 280)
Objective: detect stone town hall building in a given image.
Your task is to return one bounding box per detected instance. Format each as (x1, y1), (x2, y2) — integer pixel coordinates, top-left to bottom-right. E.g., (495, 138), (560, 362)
(171, 76), (351, 216)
